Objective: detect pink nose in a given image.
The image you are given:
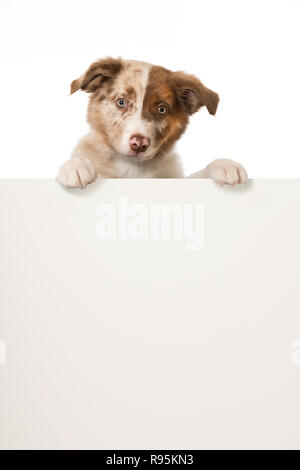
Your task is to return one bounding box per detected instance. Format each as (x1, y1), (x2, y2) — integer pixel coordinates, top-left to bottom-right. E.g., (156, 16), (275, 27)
(129, 134), (150, 153)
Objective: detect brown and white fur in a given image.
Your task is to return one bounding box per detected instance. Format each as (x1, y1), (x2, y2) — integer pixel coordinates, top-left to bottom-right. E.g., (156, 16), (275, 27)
(57, 58), (247, 187)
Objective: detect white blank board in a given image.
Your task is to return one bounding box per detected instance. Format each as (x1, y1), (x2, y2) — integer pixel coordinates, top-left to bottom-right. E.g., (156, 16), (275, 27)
(0, 179), (300, 450)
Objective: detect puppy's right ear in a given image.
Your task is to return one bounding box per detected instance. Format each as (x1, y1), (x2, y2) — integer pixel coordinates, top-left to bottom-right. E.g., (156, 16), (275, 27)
(70, 57), (123, 95)
(172, 71), (219, 116)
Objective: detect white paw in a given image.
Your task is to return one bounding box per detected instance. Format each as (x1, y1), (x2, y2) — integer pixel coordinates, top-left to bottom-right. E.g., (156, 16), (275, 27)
(56, 158), (97, 189)
(204, 159), (248, 186)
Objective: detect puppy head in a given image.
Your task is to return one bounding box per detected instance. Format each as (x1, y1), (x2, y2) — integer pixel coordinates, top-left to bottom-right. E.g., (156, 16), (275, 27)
(71, 58), (219, 160)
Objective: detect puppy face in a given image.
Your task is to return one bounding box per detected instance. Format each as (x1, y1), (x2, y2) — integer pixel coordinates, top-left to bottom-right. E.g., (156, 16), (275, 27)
(71, 58), (219, 160)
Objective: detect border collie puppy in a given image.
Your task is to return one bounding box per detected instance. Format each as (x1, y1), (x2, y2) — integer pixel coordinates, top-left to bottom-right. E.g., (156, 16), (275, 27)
(57, 57), (247, 188)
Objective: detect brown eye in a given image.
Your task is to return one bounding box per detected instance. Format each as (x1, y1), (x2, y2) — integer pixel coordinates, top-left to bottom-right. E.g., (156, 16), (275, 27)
(157, 104), (168, 116)
(117, 98), (126, 108)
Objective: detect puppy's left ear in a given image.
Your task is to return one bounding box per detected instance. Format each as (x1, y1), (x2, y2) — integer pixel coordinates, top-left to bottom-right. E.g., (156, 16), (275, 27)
(173, 71), (219, 115)
(70, 57), (123, 94)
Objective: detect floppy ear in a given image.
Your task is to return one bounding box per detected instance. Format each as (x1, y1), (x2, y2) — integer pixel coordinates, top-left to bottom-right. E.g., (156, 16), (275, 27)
(172, 71), (219, 115)
(70, 57), (123, 94)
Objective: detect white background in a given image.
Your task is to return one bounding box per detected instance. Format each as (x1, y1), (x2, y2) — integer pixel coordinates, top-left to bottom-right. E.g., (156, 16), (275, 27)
(0, 0), (299, 178)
